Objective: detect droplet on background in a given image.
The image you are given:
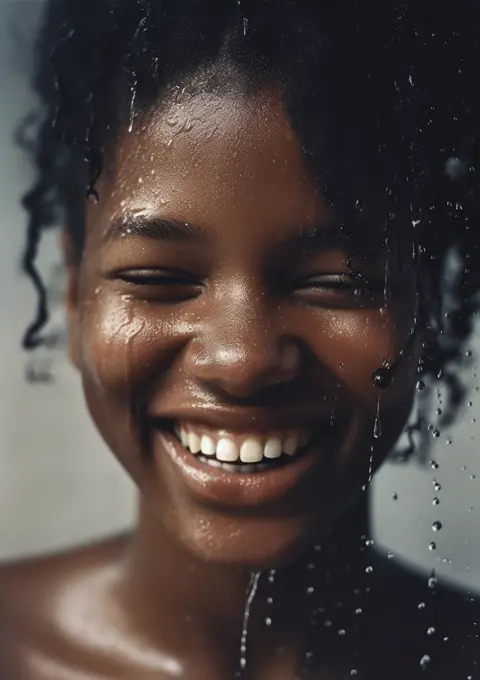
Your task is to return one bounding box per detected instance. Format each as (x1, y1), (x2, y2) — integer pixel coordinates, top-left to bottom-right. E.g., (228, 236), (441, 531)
(432, 521), (443, 532)
(420, 654), (431, 670)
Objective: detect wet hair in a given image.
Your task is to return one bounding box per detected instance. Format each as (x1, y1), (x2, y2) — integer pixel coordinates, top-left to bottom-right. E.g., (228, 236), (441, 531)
(19, 0), (480, 445)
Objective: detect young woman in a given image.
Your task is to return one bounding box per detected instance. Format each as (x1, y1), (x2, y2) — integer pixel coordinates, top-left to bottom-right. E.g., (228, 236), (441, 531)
(1, 0), (480, 678)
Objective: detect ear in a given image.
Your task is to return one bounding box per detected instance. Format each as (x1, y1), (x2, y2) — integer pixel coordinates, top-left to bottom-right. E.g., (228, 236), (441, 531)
(59, 230), (82, 370)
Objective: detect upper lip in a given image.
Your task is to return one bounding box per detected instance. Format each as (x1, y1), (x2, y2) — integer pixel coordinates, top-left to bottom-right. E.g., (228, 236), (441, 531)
(150, 405), (337, 434)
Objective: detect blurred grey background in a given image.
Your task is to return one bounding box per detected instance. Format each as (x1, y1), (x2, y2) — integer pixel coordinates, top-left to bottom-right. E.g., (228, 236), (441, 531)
(1, 0), (479, 594)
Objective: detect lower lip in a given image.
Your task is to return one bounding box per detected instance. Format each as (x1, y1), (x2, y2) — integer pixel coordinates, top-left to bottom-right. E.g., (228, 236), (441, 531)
(155, 429), (333, 509)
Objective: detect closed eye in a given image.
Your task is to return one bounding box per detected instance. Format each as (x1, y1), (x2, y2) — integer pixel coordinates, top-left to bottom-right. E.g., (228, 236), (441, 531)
(114, 268), (204, 302)
(294, 274), (385, 308)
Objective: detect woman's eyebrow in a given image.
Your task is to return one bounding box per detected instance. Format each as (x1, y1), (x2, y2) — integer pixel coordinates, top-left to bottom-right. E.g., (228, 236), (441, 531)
(283, 219), (386, 258)
(279, 221), (349, 251)
(103, 215), (212, 245)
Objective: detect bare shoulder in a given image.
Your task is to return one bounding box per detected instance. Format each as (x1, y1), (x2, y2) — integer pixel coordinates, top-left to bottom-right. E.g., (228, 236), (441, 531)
(0, 535), (130, 680)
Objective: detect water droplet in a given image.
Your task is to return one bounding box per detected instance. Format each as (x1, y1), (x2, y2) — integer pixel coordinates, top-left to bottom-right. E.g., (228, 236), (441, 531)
(433, 497), (440, 506)
(338, 629), (346, 636)
(432, 430), (440, 438)
(427, 627), (436, 635)
(373, 416), (382, 439)
(420, 654), (431, 669)
(237, 572), (261, 675)
(306, 586), (315, 595)
(387, 551), (395, 559)
(392, 492), (398, 500)
(429, 542), (436, 551)
(436, 408), (442, 416)
(433, 480), (442, 492)
(418, 602), (426, 609)
(446, 438), (452, 445)
(365, 565), (374, 574)
(267, 597), (273, 605)
(87, 187), (100, 204)
(365, 538), (375, 547)
(265, 617), (272, 626)
(355, 198), (364, 211)
(428, 576), (438, 589)
(430, 460), (439, 470)
(416, 380), (426, 392)
(350, 670), (358, 677)
(432, 521), (442, 532)
(372, 366), (393, 389)
(470, 474), (476, 480)
(355, 608), (363, 615)
(324, 619), (332, 628)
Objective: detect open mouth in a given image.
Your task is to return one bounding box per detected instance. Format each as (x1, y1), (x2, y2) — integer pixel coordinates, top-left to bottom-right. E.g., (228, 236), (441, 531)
(153, 417), (336, 508)
(159, 420), (314, 474)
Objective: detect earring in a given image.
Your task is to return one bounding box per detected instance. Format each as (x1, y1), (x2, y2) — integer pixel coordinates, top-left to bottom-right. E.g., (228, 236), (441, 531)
(372, 365), (394, 389)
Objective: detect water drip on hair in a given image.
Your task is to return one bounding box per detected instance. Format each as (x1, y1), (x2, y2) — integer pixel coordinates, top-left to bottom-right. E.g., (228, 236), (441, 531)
(373, 397), (382, 439)
(128, 69), (138, 133)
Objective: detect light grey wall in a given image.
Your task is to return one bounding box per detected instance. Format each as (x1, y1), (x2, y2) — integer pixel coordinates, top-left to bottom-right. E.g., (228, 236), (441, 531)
(1, 1), (479, 594)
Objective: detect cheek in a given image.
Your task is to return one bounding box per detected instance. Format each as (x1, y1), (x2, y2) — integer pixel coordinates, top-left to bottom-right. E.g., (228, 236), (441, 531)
(78, 294), (182, 399)
(308, 309), (416, 404)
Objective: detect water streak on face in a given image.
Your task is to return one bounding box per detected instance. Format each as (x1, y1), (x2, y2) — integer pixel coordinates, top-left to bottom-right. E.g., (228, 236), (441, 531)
(68, 86), (419, 568)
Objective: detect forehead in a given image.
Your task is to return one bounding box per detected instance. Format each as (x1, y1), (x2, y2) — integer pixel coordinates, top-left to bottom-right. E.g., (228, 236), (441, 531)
(94, 87), (327, 237)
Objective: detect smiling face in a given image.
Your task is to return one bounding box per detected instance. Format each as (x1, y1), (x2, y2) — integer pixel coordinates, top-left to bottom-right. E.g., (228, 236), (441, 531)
(67, 84), (418, 567)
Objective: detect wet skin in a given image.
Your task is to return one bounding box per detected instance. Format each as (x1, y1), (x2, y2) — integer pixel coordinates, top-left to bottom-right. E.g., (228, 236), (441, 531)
(72, 85), (417, 567)
(2, 86), (456, 680)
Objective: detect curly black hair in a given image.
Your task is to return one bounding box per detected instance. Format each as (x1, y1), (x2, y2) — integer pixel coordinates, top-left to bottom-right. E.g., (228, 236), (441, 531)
(19, 0), (480, 441)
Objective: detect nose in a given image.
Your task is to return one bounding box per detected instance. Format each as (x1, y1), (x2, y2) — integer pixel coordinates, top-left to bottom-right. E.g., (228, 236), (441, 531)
(184, 287), (301, 398)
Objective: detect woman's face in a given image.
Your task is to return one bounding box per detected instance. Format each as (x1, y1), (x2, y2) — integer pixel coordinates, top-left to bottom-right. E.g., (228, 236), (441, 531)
(69, 85), (418, 567)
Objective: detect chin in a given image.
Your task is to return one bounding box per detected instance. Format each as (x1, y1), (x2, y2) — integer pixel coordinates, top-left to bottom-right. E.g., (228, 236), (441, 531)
(164, 504), (335, 570)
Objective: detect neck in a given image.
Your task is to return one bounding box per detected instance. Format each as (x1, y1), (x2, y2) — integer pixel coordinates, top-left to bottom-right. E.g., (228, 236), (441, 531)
(117, 496), (371, 674)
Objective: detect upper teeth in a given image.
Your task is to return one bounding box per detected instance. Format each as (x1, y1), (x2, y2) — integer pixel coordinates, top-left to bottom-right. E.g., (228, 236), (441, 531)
(175, 423), (309, 463)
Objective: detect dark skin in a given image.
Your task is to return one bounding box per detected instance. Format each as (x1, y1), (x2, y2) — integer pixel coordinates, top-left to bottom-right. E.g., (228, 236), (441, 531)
(2, 85), (469, 679)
